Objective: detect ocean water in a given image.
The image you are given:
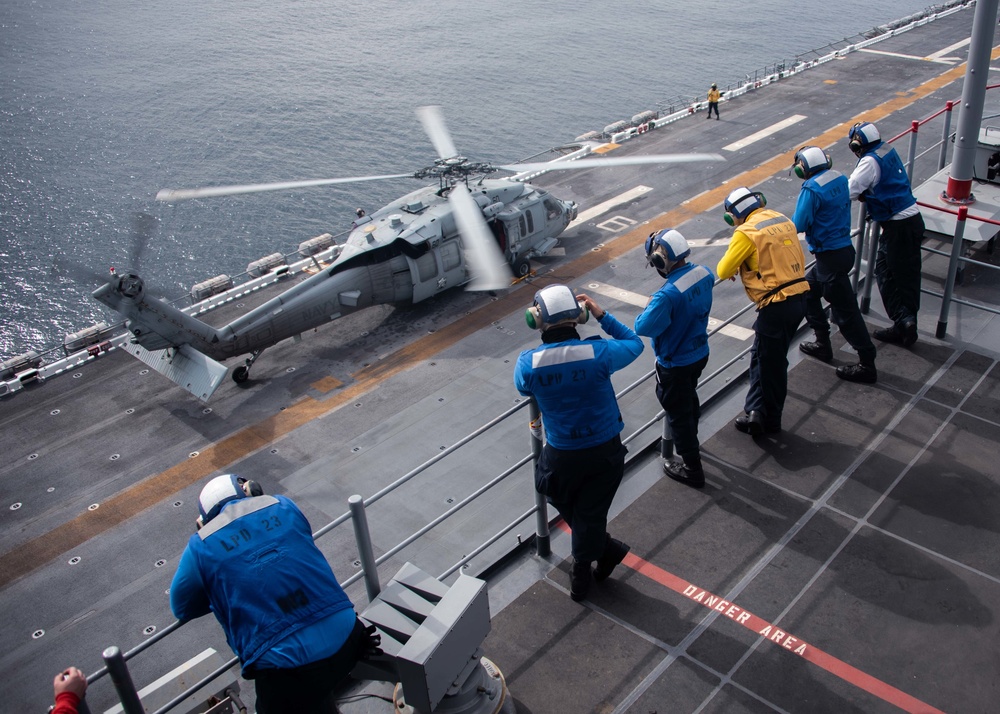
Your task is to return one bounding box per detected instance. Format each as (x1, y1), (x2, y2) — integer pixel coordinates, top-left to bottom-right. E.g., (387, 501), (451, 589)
(0, 0), (935, 358)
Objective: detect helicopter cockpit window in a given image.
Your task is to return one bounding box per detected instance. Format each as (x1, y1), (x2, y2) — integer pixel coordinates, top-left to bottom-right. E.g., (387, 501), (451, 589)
(543, 197), (561, 219)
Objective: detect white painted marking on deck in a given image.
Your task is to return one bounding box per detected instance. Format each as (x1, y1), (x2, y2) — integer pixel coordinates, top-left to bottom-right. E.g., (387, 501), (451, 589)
(927, 37), (971, 59)
(858, 48), (958, 65)
(567, 185), (653, 230)
(596, 216), (638, 232)
(723, 116), (807, 152)
(585, 282), (754, 341)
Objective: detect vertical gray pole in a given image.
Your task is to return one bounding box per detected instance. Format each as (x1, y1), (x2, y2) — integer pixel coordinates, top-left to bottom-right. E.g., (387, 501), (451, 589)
(937, 206), (969, 338)
(102, 647), (144, 714)
(938, 101), (954, 171)
(851, 223), (864, 294)
(943, 0), (1000, 202)
(660, 413), (674, 460)
(529, 399), (550, 557)
(348, 495), (381, 602)
(859, 205), (876, 314)
(905, 121), (919, 184)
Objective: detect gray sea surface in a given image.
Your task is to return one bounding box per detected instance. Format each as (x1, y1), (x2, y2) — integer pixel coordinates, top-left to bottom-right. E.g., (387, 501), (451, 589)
(0, 0), (935, 357)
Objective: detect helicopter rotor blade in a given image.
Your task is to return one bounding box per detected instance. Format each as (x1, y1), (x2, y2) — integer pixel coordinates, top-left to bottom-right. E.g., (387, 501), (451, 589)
(499, 153), (725, 174)
(416, 105), (459, 160)
(129, 211), (158, 273)
(155, 173), (413, 203)
(449, 183), (513, 291)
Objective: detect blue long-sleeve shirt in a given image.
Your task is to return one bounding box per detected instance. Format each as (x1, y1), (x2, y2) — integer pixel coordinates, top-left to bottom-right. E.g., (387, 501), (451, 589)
(634, 263), (714, 368)
(514, 312), (643, 449)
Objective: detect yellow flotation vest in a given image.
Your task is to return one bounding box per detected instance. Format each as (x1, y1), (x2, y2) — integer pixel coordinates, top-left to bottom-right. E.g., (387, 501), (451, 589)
(737, 209), (808, 308)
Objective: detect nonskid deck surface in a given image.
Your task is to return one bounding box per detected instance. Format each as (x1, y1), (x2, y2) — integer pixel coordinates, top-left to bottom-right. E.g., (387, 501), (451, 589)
(2, 6), (998, 713)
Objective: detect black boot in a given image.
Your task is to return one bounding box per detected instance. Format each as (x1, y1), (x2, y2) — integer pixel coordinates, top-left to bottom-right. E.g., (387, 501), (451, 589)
(570, 560), (592, 602)
(836, 361), (877, 383)
(594, 535), (631, 582)
(663, 453), (706, 489)
(799, 332), (833, 362)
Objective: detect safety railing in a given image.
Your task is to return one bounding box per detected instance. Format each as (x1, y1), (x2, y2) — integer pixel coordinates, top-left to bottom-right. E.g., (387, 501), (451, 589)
(875, 85), (1000, 337)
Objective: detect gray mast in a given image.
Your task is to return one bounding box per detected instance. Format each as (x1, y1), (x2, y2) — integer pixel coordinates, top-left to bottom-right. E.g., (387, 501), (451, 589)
(944, 0), (1000, 202)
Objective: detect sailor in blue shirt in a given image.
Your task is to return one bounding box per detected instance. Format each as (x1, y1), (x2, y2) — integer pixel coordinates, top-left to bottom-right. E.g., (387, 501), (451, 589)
(171, 474), (381, 714)
(792, 145), (878, 384)
(514, 284), (642, 602)
(847, 121), (924, 348)
(634, 229), (715, 488)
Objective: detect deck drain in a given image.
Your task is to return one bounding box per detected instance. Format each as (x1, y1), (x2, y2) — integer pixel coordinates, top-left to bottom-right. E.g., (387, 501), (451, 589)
(286, 367), (295, 373)
(125, 408), (135, 415)
(352, 560), (362, 568)
(72, 373), (83, 379)
(173, 501), (183, 508)
(202, 408), (212, 414)
(28, 453), (38, 460)
(139, 369), (149, 375)
(189, 451), (200, 458)
(352, 447), (361, 453)
(32, 630), (44, 640)
(155, 559), (166, 568)
(109, 454), (120, 461)
(9, 502), (21, 511)
(68, 556), (81, 565)
(143, 626), (157, 636)
(270, 448), (278, 454)
(50, 409), (60, 416)
(47, 487), (55, 493)
(88, 504), (99, 511)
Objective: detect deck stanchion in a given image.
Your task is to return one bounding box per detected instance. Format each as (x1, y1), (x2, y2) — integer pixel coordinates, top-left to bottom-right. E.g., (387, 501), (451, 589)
(939, 101), (954, 171)
(860, 206), (877, 314)
(937, 206), (969, 338)
(528, 399), (550, 557)
(906, 120), (920, 184)
(349, 495), (381, 602)
(660, 414), (674, 461)
(102, 647), (144, 714)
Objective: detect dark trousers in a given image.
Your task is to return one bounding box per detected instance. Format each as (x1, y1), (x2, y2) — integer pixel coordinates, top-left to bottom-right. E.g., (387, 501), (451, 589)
(252, 617), (366, 714)
(745, 294), (805, 429)
(707, 101), (719, 118)
(804, 246), (876, 364)
(875, 213), (924, 328)
(535, 435), (627, 563)
(655, 355), (709, 460)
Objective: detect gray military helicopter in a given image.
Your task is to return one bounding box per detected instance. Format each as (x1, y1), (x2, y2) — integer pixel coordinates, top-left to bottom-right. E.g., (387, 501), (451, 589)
(93, 106), (722, 400)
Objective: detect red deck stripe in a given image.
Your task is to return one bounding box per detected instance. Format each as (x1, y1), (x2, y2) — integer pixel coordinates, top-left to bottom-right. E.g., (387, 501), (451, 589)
(555, 522), (946, 713)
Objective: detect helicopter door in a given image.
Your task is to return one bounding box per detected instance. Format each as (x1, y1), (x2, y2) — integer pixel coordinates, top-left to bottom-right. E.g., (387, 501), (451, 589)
(408, 238), (464, 303)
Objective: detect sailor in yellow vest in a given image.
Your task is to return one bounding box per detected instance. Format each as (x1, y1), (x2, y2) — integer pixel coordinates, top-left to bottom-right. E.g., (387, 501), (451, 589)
(707, 83), (721, 120)
(716, 187), (808, 436)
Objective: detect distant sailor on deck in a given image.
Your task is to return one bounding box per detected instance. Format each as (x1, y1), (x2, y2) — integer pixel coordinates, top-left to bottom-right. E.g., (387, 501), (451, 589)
(707, 83), (721, 120)
(717, 187), (808, 436)
(170, 474), (382, 714)
(792, 145), (878, 383)
(847, 121), (925, 348)
(514, 285), (643, 602)
(634, 229), (715, 489)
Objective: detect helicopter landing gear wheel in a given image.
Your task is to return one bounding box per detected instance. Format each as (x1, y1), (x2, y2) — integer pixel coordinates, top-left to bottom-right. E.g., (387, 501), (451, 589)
(512, 257), (531, 278)
(232, 349), (264, 384)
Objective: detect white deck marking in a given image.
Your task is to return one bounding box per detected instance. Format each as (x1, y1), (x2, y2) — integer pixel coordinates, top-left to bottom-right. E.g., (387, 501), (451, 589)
(858, 46), (961, 65)
(723, 116), (807, 152)
(585, 282), (755, 341)
(567, 185), (653, 230)
(927, 37), (971, 59)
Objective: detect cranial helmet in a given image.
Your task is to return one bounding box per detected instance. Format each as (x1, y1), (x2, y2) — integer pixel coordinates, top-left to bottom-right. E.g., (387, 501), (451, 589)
(525, 284), (589, 330)
(793, 145), (833, 179)
(197, 474), (262, 527)
(848, 122), (882, 156)
(645, 229), (691, 273)
(724, 186), (766, 226)
(711, 83), (717, 89)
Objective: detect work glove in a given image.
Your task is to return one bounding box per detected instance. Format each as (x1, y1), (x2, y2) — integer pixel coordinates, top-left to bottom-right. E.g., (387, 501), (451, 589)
(361, 623), (383, 659)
